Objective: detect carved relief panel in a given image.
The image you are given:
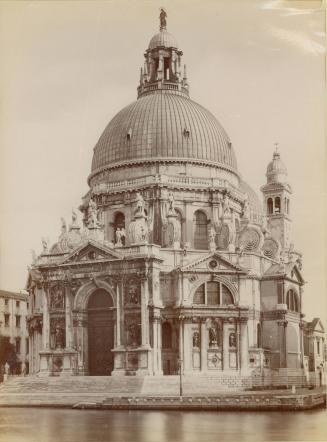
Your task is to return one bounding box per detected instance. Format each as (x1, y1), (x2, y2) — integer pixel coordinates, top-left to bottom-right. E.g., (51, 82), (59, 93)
(207, 351), (222, 370)
(50, 284), (65, 310)
(124, 279), (141, 306)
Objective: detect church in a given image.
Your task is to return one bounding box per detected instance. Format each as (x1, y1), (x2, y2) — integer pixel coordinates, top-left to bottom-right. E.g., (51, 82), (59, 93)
(26, 11), (325, 388)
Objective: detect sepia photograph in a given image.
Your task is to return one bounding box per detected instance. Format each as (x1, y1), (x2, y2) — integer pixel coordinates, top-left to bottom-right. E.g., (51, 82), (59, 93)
(0, 1), (326, 441)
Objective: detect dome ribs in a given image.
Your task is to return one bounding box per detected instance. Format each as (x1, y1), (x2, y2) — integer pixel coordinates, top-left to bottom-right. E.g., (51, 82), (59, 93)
(196, 102), (217, 163)
(143, 95), (153, 158)
(170, 92), (186, 158)
(180, 95), (197, 159)
(90, 92), (238, 176)
(164, 93), (172, 158)
(189, 98), (210, 162)
(166, 92), (180, 158)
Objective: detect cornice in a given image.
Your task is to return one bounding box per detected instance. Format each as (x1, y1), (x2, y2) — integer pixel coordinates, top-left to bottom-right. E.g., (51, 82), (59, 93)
(88, 158), (239, 186)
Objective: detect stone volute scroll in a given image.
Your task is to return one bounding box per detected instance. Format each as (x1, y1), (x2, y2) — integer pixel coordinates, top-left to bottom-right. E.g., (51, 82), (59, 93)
(238, 225), (264, 254)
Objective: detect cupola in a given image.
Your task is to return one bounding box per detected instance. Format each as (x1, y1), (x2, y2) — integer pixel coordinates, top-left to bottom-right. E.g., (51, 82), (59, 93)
(266, 145), (288, 184)
(137, 8), (189, 98)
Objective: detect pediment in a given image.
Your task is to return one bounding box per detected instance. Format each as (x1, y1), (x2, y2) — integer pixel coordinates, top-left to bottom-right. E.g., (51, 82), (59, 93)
(178, 252), (248, 274)
(264, 262), (305, 285)
(311, 318), (325, 333)
(61, 240), (123, 264)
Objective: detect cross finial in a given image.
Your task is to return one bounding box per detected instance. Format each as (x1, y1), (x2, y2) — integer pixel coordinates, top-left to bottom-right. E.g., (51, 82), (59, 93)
(273, 142), (280, 158)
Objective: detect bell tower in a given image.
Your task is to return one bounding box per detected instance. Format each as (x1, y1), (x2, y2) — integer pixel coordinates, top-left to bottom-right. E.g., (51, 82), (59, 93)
(261, 145), (292, 250)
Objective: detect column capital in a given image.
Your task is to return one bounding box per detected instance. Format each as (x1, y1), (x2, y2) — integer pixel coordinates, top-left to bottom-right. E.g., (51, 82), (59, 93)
(239, 317), (248, 324)
(277, 319), (288, 327)
(178, 314), (186, 322)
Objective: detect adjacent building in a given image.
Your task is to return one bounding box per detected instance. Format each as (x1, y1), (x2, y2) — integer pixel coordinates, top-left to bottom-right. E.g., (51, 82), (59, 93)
(0, 289), (29, 374)
(26, 13), (325, 388)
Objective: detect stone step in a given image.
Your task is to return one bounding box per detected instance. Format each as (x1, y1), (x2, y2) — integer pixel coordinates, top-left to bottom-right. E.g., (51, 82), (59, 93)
(0, 376), (144, 394)
(0, 373), (251, 396)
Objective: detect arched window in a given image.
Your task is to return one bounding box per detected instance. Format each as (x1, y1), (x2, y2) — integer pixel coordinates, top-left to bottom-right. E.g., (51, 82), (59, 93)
(193, 282), (234, 306)
(267, 198), (273, 215)
(194, 284), (205, 304)
(88, 289), (113, 309)
(193, 211), (208, 250)
(207, 282), (219, 305)
(274, 197), (281, 214)
(113, 212), (125, 245)
(286, 289), (299, 313)
(221, 285), (233, 304)
(162, 322), (172, 349)
(257, 323), (262, 347)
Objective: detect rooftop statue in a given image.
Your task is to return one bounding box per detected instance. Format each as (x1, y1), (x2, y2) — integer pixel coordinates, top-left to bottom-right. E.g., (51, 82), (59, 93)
(71, 209), (79, 228)
(135, 192), (145, 216)
(88, 199), (99, 227)
(167, 192), (176, 214)
(42, 237), (49, 254)
(60, 217), (67, 234)
(159, 8), (167, 31)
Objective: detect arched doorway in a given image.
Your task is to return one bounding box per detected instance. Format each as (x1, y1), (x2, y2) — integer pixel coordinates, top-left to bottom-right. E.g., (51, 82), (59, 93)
(87, 289), (114, 376)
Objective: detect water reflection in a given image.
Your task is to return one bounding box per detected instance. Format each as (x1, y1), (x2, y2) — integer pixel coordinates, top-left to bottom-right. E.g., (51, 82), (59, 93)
(0, 408), (326, 442)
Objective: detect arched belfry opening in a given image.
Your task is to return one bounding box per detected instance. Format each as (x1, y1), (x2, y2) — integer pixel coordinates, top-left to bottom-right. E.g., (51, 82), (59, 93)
(87, 289), (115, 376)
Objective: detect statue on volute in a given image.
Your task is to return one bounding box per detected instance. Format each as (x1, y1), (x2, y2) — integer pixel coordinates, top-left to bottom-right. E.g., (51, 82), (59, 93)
(135, 192), (146, 216)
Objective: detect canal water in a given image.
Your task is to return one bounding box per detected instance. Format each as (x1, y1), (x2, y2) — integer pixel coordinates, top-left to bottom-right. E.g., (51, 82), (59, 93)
(0, 408), (326, 442)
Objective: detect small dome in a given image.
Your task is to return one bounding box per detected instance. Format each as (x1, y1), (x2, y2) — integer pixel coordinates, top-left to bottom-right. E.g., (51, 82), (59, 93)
(239, 180), (263, 216)
(148, 30), (178, 50)
(266, 150), (287, 183)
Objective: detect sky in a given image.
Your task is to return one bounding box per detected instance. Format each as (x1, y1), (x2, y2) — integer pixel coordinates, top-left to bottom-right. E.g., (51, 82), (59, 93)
(0, 0), (325, 322)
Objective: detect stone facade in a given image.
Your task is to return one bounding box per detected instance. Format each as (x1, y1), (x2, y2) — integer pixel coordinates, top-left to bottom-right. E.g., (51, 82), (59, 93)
(26, 14), (325, 388)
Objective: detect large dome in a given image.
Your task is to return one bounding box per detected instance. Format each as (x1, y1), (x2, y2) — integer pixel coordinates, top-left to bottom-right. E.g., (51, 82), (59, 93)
(91, 91), (237, 174)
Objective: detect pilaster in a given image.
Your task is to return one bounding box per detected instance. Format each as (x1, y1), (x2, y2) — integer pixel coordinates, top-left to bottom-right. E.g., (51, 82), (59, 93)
(200, 319), (207, 373)
(278, 319), (288, 368)
(42, 284), (50, 351)
(239, 318), (249, 372)
(223, 318), (229, 371)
